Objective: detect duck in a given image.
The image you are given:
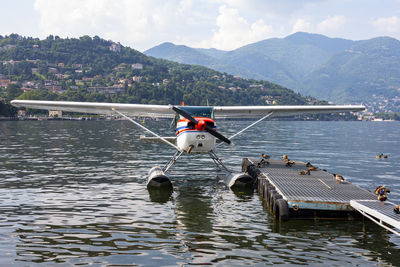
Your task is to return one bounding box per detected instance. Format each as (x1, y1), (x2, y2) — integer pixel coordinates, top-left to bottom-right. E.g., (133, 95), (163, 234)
(394, 204), (400, 214)
(306, 162), (312, 167)
(374, 186), (390, 196)
(257, 158), (269, 168)
(375, 153), (389, 159)
(299, 169), (310, 175)
(333, 173), (345, 184)
(378, 194), (387, 202)
(282, 155), (288, 161)
(308, 166), (318, 171)
(261, 154), (270, 159)
(286, 161), (294, 167)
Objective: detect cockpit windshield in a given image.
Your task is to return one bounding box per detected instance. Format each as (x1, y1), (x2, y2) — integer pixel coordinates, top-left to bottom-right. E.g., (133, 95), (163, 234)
(177, 106), (214, 118)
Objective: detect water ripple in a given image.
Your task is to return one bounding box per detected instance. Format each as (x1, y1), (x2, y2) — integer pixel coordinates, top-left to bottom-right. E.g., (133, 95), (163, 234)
(0, 120), (399, 265)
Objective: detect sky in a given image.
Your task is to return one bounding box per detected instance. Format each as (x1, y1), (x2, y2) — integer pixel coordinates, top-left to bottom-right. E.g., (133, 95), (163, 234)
(1, 0), (400, 51)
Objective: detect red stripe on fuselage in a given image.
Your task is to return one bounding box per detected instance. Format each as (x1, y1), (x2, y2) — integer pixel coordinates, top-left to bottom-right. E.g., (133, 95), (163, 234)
(176, 117), (216, 135)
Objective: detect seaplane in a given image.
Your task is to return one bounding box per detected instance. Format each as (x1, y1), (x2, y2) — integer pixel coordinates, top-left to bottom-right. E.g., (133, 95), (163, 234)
(11, 99), (365, 190)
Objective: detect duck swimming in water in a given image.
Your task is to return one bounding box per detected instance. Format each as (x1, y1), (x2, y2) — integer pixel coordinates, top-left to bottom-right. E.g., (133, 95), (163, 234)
(376, 153), (388, 159)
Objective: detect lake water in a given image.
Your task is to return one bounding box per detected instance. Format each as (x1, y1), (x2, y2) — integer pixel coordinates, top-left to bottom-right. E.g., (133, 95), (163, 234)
(0, 120), (399, 266)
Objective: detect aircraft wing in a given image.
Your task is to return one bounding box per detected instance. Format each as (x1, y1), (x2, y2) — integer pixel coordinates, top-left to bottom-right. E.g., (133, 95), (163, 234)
(10, 100), (175, 118)
(11, 100), (365, 119)
(212, 105), (365, 119)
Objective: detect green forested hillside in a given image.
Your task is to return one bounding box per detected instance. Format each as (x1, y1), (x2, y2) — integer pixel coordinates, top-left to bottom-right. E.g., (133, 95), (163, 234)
(0, 34), (321, 117)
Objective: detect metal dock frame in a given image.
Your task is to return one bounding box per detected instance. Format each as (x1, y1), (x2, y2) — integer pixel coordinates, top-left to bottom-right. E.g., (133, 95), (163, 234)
(350, 200), (400, 237)
(243, 158), (376, 221)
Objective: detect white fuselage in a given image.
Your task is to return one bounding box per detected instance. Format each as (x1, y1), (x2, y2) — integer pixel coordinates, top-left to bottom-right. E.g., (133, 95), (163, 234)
(175, 118), (216, 153)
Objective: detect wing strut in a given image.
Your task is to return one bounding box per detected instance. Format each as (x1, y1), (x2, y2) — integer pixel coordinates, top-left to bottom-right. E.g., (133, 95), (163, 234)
(217, 112), (274, 147)
(112, 108), (182, 152)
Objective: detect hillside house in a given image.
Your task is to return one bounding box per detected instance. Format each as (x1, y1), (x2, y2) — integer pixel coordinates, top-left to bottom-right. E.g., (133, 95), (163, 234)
(109, 43), (121, 52)
(132, 76), (142, 83)
(0, 79), (11, 87)
(49, 110), (62, 117)
(132, 63), (143, 70)
(48, 67), (58, 74)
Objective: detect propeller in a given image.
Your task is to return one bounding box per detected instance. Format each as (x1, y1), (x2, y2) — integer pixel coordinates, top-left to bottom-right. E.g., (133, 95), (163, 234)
(172, 106), (231, 144)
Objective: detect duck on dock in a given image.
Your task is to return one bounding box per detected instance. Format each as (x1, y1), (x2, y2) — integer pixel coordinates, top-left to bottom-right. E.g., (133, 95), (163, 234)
(299, 169), (311, 175)
(286, 160), (295, 167)
(306, 162), (318, 171)
(257, 158), (269, 167)
(261, 154), (270, 160)
(282, 155), (288, 161)
(394, 204), (400, 214)
(374, 186), (390, 203)
(333, 173), (345, 184)
(378, 194), (388, 202)
(374, 186), (390, 196)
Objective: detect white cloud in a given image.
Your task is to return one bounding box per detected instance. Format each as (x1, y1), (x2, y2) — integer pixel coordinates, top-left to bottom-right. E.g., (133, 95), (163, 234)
(29, 0), (400, 52)
(199, 5), (273, 50)
(317, 15), (347, 33)
(373, 16), (400, 34)
(291, 19), (312, 33)
(33, 0), (213, 51)
(291, 15), (347, 36)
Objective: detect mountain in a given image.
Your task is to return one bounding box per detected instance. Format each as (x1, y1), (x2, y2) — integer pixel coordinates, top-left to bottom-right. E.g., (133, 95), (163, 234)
(0, 34), (325, 117)
(303, 37), (400, 102)
(145, 32), (400, 112)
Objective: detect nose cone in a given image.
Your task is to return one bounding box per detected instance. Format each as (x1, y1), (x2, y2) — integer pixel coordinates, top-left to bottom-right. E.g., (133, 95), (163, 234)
(196, 120), (206, 131)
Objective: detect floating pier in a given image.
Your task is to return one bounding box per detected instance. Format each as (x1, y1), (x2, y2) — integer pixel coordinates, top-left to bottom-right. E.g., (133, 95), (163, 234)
(350, 200), (400, 236)
(243, 157), (400, 235)
(243, 158), (377, 221)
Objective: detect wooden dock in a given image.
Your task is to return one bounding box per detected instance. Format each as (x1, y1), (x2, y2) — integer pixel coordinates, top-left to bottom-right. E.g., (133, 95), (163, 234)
(242, 158), (377, 221)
